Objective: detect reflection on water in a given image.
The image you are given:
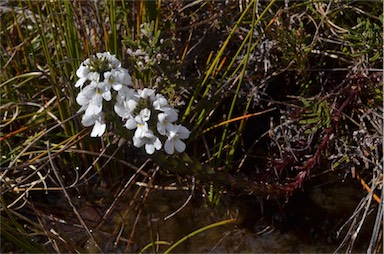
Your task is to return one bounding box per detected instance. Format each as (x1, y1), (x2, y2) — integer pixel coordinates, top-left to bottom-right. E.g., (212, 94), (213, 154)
(122, 174), (369, 253)
(27, 173), (372, 253)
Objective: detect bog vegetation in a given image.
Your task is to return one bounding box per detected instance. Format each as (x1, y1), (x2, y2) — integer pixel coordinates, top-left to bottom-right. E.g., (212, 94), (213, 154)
(1, 0), (382, 253)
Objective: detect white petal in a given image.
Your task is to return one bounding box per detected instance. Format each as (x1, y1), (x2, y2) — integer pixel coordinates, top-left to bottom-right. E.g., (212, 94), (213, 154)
(81, 114), (95, 127)
(83, 58), (90, 65)
(82, 83), (97, 97)
(114, 102), (125, 118)
(114, 68), (132, 86)
(76, 92), (89, 106)
(157, 121), (166, 136)
(104, 71), (112, 80)
(76, 64), (89, 78)
(85, 103), (102, 116)
(102, 90), (112, 101)
(174, 139), (186, 153)
(164, 140), (174, 155)
(177, 125), (190, 139)
(77, 104), (88, 113)
(139, 108), (151, 122)
(139, 88), (155, 100)
(104, 71), (122, 91)
(121, 72), (133, 86)
(125, 118), (137, 130)
(166, 109), (179, 122)
(126, 99), (138, 112)
(117, 86), (136, 101)
(87, 72), (100, 82)
(135, 115), (144, 125)
(112, 83), (123, 91)
(133, 136), (144, 148)
(154, 138), (162, 150)
(93, 93), (104, 105)
(145, 144), (155, 154)
(134, 123), (149, 138)
(158, 113), (167, 123)
(153, 96), (168, 110)
(166, 124), (177, 138)
(111, 58), (121, 68)
(90, 120), (106, 137)
(134, 126), (144, 138)
(99, 81), (111, 91)
(75, 77), (87, 88)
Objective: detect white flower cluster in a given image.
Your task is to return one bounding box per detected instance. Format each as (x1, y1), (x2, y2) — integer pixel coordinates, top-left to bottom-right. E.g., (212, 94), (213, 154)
(75, 52), (190, 155)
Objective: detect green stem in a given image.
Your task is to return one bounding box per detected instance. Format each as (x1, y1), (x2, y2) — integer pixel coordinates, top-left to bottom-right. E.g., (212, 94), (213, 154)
(164, 218), (236, 254)
(139, 241), (171, 254)
(182, 0), (256, 121)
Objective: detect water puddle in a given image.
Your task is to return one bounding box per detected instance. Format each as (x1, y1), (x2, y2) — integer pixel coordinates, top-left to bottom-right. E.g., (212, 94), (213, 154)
(27, 172), (373, 253)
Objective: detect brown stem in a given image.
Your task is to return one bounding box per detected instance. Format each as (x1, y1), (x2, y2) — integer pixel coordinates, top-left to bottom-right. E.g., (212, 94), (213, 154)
(283, 87), (357, 195)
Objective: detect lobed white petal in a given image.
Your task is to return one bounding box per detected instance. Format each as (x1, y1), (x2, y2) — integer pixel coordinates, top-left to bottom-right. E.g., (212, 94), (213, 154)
(176, 125), (190, 139)
(145, 143), (155, 154)
(133, 136), (144, 148)
(76, 64), (89, 78)
(164, 140), (174, 155)
(125, 117), (137, 130)
(76, 92), (89, 106)
(139, 108), (151, 122)
(90, 118), (106, 137)
(174, 139), (186, 153)
(75, 76), (87, 88)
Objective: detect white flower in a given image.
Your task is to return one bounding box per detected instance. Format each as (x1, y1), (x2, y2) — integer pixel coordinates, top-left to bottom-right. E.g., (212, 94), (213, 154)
(116, 86), (136, 103)
(157, 108), (178, 135)
(129, 117), (162, 155)
(75, 52), (128, 90)
(104, 68), (132, 91)
(76, 81), (111, 118)
(75, 64), (89, 88)
(75, 52), (138, 138)
(75, 59), (100, 88)
(81, 112), (106, 137)
(138, 88), (155, 101)
(74, 52), (192, 153)
(137, 108), (151, 122)
(98, 82), (112, 101)
(76, 83), (102, 115)
(133, 121), (149, 138)
(164, 124), (190, 154)
(96, 52), (121, 69)
(153, 93), (169, 111)
(104, 71), (121, 91)
(115, 97), (138, 119)
(75, 58), (104, 88)
(75, 76), (88, 89)
(124, 115), (138, 130)
(91, 118), (106, 137)
(124, 108), (151, 133)
(132, 128), (162, 154)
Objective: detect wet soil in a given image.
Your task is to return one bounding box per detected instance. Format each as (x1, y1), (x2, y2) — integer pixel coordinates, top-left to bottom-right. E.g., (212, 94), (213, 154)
(17, 170), (375, 253)
(148, 174), (374, 253)
(113, 172), (372, 253)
